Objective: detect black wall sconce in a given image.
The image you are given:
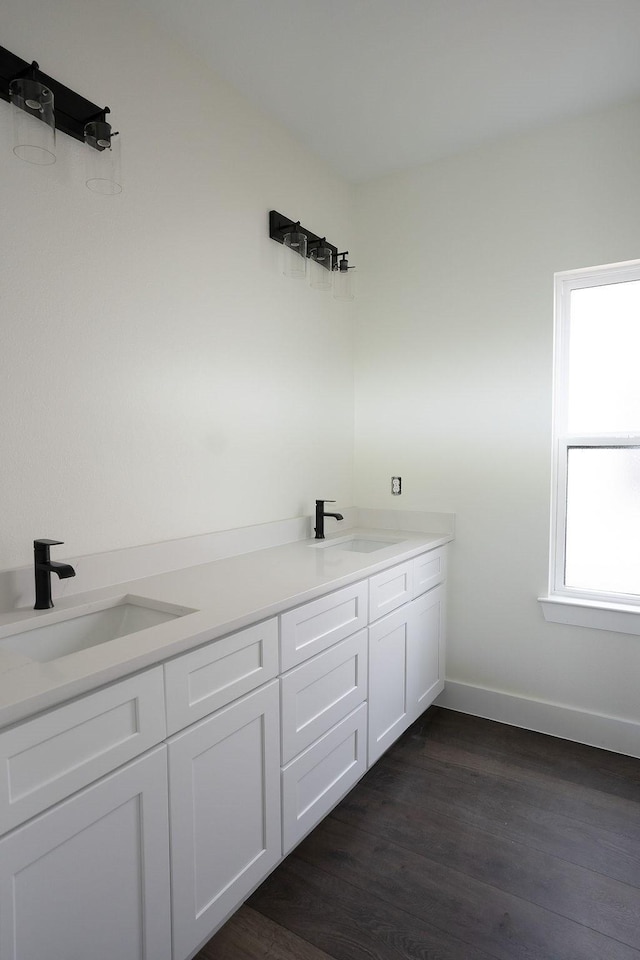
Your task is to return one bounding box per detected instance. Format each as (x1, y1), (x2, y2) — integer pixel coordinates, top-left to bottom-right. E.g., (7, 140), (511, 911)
(269, 211), (355, 300)
(0, 45), (122, 194)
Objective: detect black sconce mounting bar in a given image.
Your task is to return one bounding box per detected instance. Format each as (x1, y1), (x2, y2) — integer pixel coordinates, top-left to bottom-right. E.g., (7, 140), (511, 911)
(269, 211), (339, 261)
(0, 44), (108, 143)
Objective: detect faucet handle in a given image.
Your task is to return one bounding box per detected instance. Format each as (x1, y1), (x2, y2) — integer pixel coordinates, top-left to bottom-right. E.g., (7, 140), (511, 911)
(34, 539), (64, 563)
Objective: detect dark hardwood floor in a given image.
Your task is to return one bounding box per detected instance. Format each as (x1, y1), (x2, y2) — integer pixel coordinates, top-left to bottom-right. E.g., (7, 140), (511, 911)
(196, 706), (640, 960)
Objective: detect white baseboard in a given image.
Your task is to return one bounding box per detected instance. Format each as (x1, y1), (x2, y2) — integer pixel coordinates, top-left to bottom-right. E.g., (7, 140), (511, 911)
(435, 680), (640, 759)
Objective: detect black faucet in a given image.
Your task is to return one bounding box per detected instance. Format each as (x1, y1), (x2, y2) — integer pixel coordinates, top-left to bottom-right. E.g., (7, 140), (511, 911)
(314, 500), (344, 540)
(34, 539), (76, 609)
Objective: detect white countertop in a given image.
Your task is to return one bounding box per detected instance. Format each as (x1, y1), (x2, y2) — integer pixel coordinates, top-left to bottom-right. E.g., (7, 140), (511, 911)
(0, 528), (451, 730)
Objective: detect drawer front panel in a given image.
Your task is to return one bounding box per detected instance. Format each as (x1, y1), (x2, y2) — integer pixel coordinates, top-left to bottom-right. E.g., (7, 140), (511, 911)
(280, 582), (368, 671)
(369, 561), (413, 621)
(413, 546), (447, 598)
(280, 630), (367, 764)
(281, 702), (367, 855)
(164, 618), (278, 735)
(0, 667), (166, 834)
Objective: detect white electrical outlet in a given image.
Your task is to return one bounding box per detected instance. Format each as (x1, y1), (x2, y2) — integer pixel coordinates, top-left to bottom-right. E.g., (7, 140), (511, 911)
(391, 476), (402, 495)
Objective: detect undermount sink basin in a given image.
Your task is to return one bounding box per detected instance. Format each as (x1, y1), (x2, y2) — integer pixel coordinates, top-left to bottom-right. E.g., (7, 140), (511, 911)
(0, 596), (195, 663)
(311, 535), (402, 554)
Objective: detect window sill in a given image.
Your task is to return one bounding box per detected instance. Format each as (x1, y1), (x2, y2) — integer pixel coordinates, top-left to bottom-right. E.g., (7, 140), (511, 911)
(538, 596), (640, 636)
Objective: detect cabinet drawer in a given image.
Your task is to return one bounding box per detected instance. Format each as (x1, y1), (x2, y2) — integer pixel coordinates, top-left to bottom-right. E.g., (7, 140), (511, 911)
(369, 560), (413, 621)
(281, 630), (367, 765)
(164, 618), (278, 735)
(413, 546), (447, 597)
(0, 667), (166, 834)
(281, 702), (367, 855)
(280, 582), (368, 671)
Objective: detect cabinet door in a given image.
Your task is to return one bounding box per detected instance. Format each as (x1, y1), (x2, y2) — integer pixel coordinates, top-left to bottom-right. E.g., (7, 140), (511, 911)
(0, 746), (171, 960)
(408, 584), (445, 722)
(368, 586), (446, 765)
(168, 680), (281, 960)
(368, 605), (412, 765)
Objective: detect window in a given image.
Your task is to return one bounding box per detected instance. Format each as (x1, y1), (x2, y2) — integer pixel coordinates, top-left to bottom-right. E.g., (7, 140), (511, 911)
(541, 259), (640, 633)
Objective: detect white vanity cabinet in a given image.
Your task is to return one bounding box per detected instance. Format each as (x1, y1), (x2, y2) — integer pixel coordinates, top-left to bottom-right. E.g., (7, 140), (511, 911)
(164, 619), (281, 960)
(0, 669), (171, 960)
(0, 538), (449, 960)
(368, 549), (446, 765)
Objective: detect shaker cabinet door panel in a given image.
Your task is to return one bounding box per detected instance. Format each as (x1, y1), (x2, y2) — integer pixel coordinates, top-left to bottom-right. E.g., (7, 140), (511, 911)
(408, 584), (445, 720)
(168, 681), (281, 960)
(368, 583), (446, 766)
(0, 746), (171, 960)
(368, 606), (411, 765)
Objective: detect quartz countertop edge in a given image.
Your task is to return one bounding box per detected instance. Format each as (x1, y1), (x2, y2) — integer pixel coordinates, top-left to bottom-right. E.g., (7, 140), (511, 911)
(0, 529), (451, 729)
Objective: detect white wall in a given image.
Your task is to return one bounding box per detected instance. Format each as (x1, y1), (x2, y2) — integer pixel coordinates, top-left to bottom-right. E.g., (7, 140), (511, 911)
(0, 0), (355, 571)
(5, 0), (640, 748)
(354, 100), (640, 734)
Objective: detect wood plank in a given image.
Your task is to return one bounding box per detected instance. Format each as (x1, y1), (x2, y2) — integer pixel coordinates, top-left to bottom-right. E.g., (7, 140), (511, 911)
(414, 708), (640, 799)
(294, 816), (640, 960)
(361, 751), (640, 886)
(331, 776), (640, 947)
(249, 854), (500, 960)
(195, 905), (335, 960)
(402, 739), (640, 837)
(197, 709), (640, 960)
(387, 721), (640, 845)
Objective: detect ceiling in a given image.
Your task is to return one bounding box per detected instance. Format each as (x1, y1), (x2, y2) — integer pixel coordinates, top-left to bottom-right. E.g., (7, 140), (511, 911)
(135, 0), (640, 182)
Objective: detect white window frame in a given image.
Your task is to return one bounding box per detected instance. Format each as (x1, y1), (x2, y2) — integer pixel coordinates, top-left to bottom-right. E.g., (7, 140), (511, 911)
(539, 258), (640, 635)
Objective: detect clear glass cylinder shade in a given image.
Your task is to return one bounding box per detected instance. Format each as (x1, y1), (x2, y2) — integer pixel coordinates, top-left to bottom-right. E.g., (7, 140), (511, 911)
(9, 78), (56, 165)
(282, 231), (307, 279)
(333, 264), (355, 301)
(84, 122), (122, 195)
(309, 246), (333, 290)
(565, 445), (640, 596)
(568, 280), (640, 433)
